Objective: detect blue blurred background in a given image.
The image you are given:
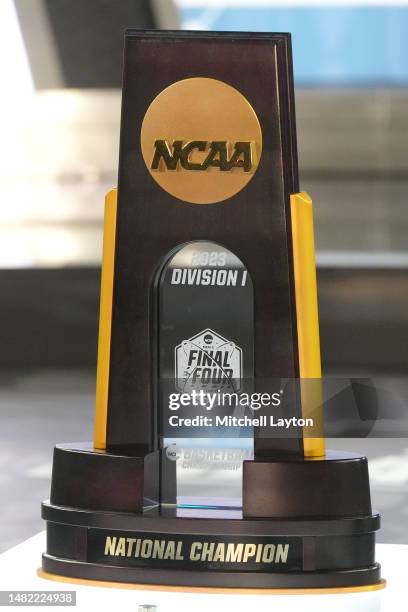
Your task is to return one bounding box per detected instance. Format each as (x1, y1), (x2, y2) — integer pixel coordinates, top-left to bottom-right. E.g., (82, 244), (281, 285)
(181, 3), (408, 85)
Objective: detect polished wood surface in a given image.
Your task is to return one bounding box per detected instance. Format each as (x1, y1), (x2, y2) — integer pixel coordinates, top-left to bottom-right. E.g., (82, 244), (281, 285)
(108, 31), (302, 456)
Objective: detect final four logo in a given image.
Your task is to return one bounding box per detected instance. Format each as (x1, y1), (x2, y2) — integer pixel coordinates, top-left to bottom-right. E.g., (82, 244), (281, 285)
(175, 329), (242, 392)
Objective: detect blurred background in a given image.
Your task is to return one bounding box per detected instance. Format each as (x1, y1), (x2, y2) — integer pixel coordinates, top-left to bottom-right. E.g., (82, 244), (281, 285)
(0, 0), (407, 552)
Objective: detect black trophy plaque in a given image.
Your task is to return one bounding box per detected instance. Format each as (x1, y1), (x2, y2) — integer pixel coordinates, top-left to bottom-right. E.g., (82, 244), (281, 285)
(40, 30), (384, 592)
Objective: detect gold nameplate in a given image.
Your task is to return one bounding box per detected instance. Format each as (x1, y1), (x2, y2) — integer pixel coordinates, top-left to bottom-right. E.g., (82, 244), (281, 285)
(140, 77), (262, 204)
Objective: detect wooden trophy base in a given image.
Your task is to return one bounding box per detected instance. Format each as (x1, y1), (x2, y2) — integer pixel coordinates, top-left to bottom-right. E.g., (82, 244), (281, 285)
(41, 445), (383, 591)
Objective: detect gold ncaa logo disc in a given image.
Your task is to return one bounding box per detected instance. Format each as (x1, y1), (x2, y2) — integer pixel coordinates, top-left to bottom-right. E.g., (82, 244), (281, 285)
(140, 77), (262, 205)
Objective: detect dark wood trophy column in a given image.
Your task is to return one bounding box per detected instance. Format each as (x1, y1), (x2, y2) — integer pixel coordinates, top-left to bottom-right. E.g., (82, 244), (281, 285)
(40, 31), (383, 592)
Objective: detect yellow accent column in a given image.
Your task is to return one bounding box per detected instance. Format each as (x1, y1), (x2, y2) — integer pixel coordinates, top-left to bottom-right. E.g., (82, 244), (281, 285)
(94, 189), (117, 450)
(290, 192), (325, 458)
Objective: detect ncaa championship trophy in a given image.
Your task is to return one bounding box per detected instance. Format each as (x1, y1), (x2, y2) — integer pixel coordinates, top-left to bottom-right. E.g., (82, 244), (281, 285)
(40, 31), (384, 592)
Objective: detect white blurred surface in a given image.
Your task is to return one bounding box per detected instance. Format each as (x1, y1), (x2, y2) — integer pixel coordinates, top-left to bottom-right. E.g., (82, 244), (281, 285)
(0, 533), (403, 611)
